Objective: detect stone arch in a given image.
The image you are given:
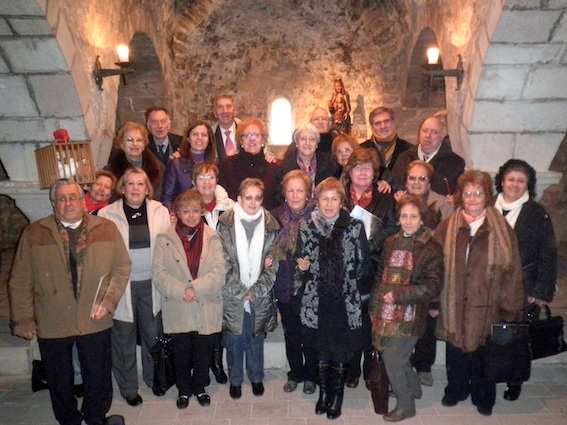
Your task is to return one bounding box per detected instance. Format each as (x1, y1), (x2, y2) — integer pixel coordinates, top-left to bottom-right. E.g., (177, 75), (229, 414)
(465, 3), (565, 194)
(116, 32), (168, 130)
(401, 27), (446, 139)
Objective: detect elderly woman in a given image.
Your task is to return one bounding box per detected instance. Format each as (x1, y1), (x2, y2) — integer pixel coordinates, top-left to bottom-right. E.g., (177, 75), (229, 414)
(162, 120), (218, 211)
(494, 159), (557, 401)
(152, 190), (227, 409)
(433, 170), (524, 417)
(394, 160), (454, 386)
(105, 122), (165, 201)
(192, 161), (234, 384)
(295, 177), (371, 419)
(275, 123), (335, 206)
(369, 194), (444, 422)
(85, 170), (116, 214)
(98, 167), (171, 406)
(342, 148), (399, 389)
(217, 178), (280, 400)
(218, 117), (279, 210)
(331, 134), (359, 182)
(271, 170), (317, 394)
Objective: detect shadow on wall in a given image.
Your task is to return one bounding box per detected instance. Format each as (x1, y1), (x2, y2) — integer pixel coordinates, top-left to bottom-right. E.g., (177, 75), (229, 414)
(0, 195), (30, 251)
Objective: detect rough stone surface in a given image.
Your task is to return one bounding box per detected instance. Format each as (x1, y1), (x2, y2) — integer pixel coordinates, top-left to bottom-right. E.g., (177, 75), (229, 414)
(0, 76), (38, 116)
(0, 37), (68, 72)
(9, 17), (52, 35)
(0, 195), (29, 250)
(491, 10), (562, 43)
(476, 66), (528, 100)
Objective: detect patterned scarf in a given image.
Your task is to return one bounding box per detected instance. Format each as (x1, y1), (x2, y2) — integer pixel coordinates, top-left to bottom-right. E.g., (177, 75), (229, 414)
(297, 153), (318, 196)
(56, 216), (88, 299)
(175, 220), (204, 279)
(349, 184), (374, 209)
(272, 200), (314, 262)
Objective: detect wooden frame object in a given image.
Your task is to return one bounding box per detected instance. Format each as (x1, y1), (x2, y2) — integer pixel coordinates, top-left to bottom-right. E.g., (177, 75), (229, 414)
(34, 142), (96, 189)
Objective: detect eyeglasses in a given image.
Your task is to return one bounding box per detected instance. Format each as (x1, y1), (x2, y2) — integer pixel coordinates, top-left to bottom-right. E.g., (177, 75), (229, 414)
(407, 175), (429, 182)
(336, 147), (353, 154)
(125, 137), (145, 144)
(352, 165), (374, 173)
(56, 194), (81, 203)
(242, 133), (262, 140)
(243, 195), (263, 202)
(148, 119), (170, 126)
(463, 191), (485, 199)
(196, 175), (216, 181)
(299, 136), (317, 143)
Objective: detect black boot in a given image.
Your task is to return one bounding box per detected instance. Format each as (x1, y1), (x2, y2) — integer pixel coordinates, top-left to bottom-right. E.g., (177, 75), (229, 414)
(210, 333), (228, 384)
(327, 363), (348, 420)
(315, 361), (331, 415)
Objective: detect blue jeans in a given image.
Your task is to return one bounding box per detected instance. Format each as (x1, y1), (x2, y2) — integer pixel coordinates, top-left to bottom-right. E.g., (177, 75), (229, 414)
(223, 311), (265, 385)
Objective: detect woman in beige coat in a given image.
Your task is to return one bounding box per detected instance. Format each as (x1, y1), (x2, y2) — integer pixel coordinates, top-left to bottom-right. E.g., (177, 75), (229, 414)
(153, 190), (227, 410)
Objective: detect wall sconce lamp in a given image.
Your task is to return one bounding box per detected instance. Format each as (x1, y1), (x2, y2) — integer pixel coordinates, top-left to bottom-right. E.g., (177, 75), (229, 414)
(422, 47), (464, 90)
(92, 45), (134, 91)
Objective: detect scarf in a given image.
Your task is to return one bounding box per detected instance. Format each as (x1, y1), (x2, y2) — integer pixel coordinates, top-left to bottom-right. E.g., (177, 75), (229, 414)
(175, 220), (204, 279)
(494, 192), (529, 229)
(349, 184), (374, 209)
(272, 200), (314, 262)
(310, 207), (337, 238)
(57, 216), (88, 300)
(233, 202), (265, 313)
(297, 153), (318, 195)
(372, 131), (398, 167)
(440, 206), (514, 345)
(84, 192), (109, 214)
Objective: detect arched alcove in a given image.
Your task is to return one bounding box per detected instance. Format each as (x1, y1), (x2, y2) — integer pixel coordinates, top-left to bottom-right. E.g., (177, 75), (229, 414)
(399, 28), (446, 141)
(269, 97), (293, 146)
(116, 33), (168, 132)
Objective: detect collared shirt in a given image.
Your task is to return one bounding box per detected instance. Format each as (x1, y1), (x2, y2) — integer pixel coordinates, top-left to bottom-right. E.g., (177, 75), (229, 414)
(418, 144), (442, 162)
(220, 123), (237, 149)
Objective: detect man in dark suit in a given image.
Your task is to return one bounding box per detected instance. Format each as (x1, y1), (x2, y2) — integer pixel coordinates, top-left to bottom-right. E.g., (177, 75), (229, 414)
(359, 106), (413, 182)
(145, 106), (183, 166)
(211, 95), (241, 161)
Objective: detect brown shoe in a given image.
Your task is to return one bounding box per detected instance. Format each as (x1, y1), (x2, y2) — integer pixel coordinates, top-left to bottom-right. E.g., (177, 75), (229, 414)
(383, 408), (416, 422)
(345, 378), (359, 388)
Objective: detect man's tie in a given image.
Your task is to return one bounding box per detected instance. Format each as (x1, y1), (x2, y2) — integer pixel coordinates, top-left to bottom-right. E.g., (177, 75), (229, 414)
(159, 144), (166, 156)
(225, 130), (235, 154)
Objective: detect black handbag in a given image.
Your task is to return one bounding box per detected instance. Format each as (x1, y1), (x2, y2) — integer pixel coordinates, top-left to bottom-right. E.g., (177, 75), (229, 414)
(526, 305), (567, 360)
(481, 323), (531, 383)
(150, 336), (176, 393)
(31, 359), (49, 392)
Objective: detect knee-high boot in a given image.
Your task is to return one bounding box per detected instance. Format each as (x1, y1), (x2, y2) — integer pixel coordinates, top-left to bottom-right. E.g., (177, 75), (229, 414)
(315, 361), (331, 415)
(327, 363), (348, 420)
(210, 332), (227, 384)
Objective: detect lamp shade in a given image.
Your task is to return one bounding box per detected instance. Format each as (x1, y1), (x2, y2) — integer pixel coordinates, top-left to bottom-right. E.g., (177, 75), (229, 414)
(427, 47), (440, 65)
(117, 45), (129, 62)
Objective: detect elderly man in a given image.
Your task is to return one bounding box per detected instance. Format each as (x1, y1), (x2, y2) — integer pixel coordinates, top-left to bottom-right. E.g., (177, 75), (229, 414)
(360, 107), (413, 182)
(145, 107), (183, 166)
(212, 95), (241, 160)
(391, 117), (465, 196)
(309, 107), (337, 156)
(9, 179), (131, 425)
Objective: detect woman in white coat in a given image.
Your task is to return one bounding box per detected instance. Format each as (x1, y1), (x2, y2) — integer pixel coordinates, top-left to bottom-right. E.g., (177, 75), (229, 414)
(98, 167), (170, 406)
(153, 190), (227, 409)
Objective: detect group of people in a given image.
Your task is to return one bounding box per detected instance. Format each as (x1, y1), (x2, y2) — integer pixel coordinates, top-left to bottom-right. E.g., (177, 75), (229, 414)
(8, 97), (557, 425)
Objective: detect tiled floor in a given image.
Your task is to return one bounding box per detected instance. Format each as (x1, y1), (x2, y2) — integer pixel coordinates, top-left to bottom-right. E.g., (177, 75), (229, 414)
(0, 366), (567, 425)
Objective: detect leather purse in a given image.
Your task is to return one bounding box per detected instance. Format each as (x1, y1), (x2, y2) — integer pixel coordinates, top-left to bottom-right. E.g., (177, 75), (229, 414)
(526, 305), (567, 360)
(481, 323), (531, 383)
(150, 336), (176, 393)
(368, 349), (389, 414)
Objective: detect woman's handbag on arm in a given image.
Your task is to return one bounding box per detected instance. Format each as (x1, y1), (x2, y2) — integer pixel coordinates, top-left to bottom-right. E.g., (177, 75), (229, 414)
(525, 305), (567, 360)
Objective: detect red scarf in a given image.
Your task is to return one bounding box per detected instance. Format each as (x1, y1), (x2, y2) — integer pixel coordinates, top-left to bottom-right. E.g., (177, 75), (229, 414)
(85, 192), (109, 214)
(175, 220), (204, 279)
(349, 184), (374, 209)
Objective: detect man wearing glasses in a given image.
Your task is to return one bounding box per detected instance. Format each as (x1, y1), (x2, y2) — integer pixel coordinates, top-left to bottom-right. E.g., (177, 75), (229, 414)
(391, 116), (465, 198)
(9, 179), (131, 425)
(145, 107), (183, 166)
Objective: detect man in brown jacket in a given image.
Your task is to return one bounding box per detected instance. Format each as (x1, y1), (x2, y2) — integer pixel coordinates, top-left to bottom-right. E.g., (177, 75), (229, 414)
(9, 179), (131, 425)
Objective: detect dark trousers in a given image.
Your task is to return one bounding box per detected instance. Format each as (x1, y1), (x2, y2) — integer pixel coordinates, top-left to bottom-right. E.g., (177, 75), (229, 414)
(411, 315), (437, 373)
(346, 307), (372, 380)
(171, 332), (213, 396)
(278, 301), (317, 382)
(39, 329), (112, 425)
(445, 342), (496, 409)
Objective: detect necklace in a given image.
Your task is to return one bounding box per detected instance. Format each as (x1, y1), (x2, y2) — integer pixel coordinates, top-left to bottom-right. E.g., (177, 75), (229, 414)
(131, 211), (142, 219)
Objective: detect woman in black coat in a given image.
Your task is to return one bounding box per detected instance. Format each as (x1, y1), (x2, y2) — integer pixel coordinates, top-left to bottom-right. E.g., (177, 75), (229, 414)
(494, 159), (557, 401)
